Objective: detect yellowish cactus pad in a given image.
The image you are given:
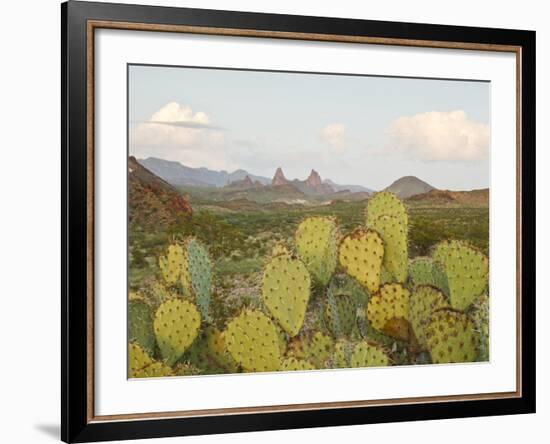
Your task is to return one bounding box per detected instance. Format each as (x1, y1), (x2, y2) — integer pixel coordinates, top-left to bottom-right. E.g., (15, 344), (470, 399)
(339, 229), (384, 293)
(224, 310), (281, 372)
(367, 283), (410, 339)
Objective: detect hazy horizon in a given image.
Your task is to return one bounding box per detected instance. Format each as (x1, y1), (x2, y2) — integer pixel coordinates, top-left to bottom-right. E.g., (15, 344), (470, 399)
(129, 65), (490, 191)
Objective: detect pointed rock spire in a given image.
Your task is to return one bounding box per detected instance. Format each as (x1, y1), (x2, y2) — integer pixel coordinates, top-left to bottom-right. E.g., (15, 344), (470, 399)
(272, 167), (288, 186)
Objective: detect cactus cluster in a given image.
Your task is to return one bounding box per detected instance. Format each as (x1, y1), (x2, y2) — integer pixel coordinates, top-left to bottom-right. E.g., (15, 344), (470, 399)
(129, 191), (489, 378)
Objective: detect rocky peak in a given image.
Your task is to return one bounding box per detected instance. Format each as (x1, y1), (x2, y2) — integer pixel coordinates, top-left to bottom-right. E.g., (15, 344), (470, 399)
(305, 169), (322, 188)
(242, 175), (253, 186)
(272, 167), (288, 186)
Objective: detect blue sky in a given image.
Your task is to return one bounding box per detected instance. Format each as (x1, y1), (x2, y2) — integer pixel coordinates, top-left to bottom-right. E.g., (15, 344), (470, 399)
(129, 64), (490, 190)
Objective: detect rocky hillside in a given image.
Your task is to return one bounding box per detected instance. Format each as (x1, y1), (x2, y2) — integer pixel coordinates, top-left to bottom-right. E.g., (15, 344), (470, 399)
(408, 188), (489, 206)
(129, 156), (192, 229)
(384, 176), (435, 199)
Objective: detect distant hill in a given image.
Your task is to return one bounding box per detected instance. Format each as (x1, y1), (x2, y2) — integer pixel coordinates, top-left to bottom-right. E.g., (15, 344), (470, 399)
(408, 188), (489, 206)
(323, 179), (373, 194)
(384, 176), (435, 199)
(139, 157), (271, 188)
(128, 156), (192, 228)
(223, 175), (264, 190)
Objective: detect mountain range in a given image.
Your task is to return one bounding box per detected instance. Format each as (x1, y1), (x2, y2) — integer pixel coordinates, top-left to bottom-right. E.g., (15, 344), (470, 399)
(138, 157), (373, 194)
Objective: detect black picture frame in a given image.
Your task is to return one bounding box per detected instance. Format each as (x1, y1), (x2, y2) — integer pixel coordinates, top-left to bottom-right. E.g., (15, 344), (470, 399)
(61, 1), (536, 442)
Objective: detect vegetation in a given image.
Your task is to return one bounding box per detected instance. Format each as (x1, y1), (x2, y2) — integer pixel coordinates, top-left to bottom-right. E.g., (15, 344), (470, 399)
(128, 189), (489, 377)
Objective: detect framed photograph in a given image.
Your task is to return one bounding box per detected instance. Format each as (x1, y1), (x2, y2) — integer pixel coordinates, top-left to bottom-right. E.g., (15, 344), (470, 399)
(62, 1), (535, 442)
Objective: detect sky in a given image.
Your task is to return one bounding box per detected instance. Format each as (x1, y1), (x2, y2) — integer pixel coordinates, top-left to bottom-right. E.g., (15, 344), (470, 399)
(128, 64), (490, 190)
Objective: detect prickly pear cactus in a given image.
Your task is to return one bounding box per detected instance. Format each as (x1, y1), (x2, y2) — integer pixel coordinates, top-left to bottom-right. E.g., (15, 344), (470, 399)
(295, 216), (338, 286)
(371, 215), (408, 283)
(409, 258), (436, 287)
(469, 293), (489, 361)
(425, 309), (479, 363)
(262, 253), (311, 337)
(280, 357), (316, 371)
(366, 191), (408, 227)
(350, 341), (390, 368)
(325, 290), (356, 337)
(409, 285), (450, 349)
(224, 310), (281, 372)
(173, 362), (200, 376)
(159, 244), (186, 286)
(271, 242), (290, 257)
(367, 283), (410, 340)
(129, 299), (155, 355)
(331, 340), (354, 368)
(185, 238), (213, 322)
(288, 331), (334, 369)
(433, 241), (488, 311)
(339, 229), (384, 293)
(128, 343), (173, 378)
(204, 326), (239, 373)
(153, 299), (201, 366)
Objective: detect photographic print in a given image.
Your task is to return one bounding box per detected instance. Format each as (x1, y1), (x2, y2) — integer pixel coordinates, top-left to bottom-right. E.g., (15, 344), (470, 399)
(127, 65), (490, 378)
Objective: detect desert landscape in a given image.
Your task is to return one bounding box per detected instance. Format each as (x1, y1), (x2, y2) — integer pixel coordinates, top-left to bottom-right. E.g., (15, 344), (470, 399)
(128, 155), (489, 377)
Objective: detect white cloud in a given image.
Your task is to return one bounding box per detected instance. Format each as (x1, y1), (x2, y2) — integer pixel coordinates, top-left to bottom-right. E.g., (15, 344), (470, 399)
(321, 123), (346, 152)
(386, 110), (490, 161)
(129, 102), (237, 171)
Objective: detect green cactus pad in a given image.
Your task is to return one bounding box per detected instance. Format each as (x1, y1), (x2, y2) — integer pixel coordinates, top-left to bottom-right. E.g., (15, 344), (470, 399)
(410, 285), (450, 349)
(280, 357), (316, 371)
(295, 216), (338, 286)
(186, 238), (213, 321)
(331, 340), (354, 368)
(366, 191), (408, 227)
(153, 299), (201, 366)
(224, 310), (281, 372)
(409, 258), (436, 287)
(367, 283), (410, 340)
(469, 293), (489, 361)
(433, 241), (489, 311)
(371, 215), (408, 283)
(325, 291), (356, 337)
(128, 343), (173, 378)
(350, 341), (390, 368)
(128, 300), (155, 355)
(339, 229), (384, 293)
(262, 254), (311, 337)
(159, 244), (186, 286)
(425, 309), (479, 364)
(288, 331), (334, 368)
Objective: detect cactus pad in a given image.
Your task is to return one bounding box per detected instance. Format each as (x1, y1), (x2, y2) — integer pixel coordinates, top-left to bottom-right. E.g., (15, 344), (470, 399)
(128, 343), (173, 378)
(271, 243), (290, 257)
(371, 215), (408, 283)
(159, 244), (185, 286)
(295, 216), (338, 286)
(204, 326), (239, 373)
(129, 300), (155, 355)
(262, 254), (311, 337)
(469, 293), (489, 361)
(425, 309), (479, 363)
(339, 229), (384, 293)
(367, 283), (410, 340)
(350, 341), (390, 368)
(331, 340), (354, 368)
(366, 191), (408, 227)
(410, 285), (450, 349)
(325, 291), (356, 337)
(186, 238), (213, 321)
(280, 357), (315, 371)
(433, 241), (488, 310)
(225, 310), (281, 372)
(153, 299), (201, 366)
(288, 331), (334, 368)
